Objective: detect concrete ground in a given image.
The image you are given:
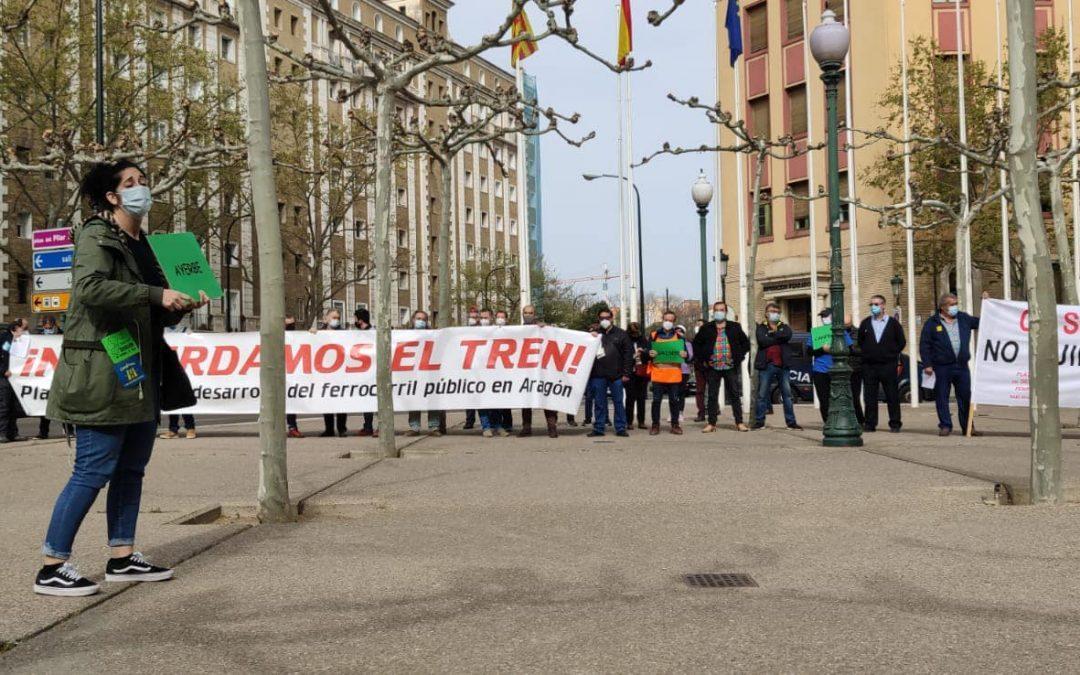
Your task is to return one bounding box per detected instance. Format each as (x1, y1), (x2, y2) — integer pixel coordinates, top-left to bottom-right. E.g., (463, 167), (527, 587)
(1, 403), (1078, 672)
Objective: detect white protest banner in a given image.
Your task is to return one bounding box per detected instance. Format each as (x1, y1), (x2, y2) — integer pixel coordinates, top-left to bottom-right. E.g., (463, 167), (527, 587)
(11, 327), (599, 416)
(973, 299), (1080, 407)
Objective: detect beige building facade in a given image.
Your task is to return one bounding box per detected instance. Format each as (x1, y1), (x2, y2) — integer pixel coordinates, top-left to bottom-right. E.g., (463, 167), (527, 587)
(714, 0), (1067, 333)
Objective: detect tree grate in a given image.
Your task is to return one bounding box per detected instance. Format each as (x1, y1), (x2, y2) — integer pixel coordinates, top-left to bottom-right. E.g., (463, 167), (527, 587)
(683, 573), (758, 589)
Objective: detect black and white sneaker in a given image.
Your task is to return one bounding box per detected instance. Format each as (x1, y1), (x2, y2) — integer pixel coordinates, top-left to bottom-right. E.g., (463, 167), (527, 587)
(34, 562), (100, 597)
(105, 552), (174, 583)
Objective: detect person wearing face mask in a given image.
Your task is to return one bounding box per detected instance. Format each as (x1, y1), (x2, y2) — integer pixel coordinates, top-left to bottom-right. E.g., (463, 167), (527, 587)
(478, 310), (513, 437)
(351, 308), (377, 437)
(646, 312), (689, 435)
(0, 318), (29, 443)
(624, 321), (650, 430)
(920, 293), (981, 437)
(31, 317), (63, 440)
(284, 316), (303, 438)
(692, 301), (750, 432)
(586, 308), (634, 437)
(35, 161), (207, 597)
(857, 295), (906, 433)
(518, 305), (560, 438)
(314, 308), (350, 437)
(405, 309), (445, 436)
(752, 303), (801, 431)
(805, 308), (854, 425)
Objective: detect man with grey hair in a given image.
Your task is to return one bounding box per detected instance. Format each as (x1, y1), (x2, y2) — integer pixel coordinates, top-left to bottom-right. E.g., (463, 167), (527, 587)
(919, 292), (981, 436)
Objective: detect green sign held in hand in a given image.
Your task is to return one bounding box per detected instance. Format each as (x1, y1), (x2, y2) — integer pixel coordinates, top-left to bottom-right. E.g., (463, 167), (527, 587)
(811, 325), (832, 350)
(147, 232), (224, 301)
(652, 338), (686, 365)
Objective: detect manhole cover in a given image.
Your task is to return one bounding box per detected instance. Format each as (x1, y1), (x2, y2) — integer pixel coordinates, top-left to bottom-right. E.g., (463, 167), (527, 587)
(683, 573), (757, 588)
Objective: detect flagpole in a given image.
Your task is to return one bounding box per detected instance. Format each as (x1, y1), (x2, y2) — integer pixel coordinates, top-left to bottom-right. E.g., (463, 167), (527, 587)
(734, 59), (750, 418)
(994, 0), (1011, 300)
(516, 64), (532, 310)
(954, 0), (973, 310)
(842, 0), (860, 319)
(1069, 0), (1080, 295)
(900, 0), (919, 408)
(625, 69), (639, 327)
(802, 0), (820, 411)
(714, 0), (725, 409)
(616, 51), (629, 328)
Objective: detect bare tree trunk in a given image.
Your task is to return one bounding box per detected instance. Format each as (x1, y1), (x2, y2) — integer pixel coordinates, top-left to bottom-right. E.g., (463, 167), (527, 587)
(1007, 0), (1063, 504)
(955, 218), (972, 308)
(437, 158), (453, 325)
(744, 151), (767, 416)
(374, 90), (398, 457)
(1049, 169), (1079, 304)
(238, 0), (293, 522)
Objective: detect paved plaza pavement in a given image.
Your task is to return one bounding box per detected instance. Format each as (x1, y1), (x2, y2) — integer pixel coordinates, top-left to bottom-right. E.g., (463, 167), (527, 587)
(1, 403), (1078, 672)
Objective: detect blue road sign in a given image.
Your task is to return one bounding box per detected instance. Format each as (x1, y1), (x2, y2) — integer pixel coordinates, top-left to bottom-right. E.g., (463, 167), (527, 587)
(32, 249), (73, 272)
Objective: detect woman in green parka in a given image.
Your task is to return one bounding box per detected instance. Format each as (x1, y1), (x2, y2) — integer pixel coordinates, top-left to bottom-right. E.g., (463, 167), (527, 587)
(34, 161), (206, 597)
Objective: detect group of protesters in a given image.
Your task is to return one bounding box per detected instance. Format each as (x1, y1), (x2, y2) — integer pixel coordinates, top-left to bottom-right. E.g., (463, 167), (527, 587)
(284, 290), (980, 441)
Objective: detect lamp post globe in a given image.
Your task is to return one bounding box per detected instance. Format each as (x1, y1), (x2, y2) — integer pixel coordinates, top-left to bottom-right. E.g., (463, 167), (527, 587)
(891, 274), (903, 303)
(691, 171), (714, 209)
(691, 170), (713, 323)
(813, 9), (861, 448)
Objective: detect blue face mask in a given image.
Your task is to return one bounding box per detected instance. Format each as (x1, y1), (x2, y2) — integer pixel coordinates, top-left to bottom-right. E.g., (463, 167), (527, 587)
(870, 305), (883, 317)
(947, 305), (959, 317)
(414, 320), (427, 329)
(713, 311), (726, 322)
(119, 185), (152, 217)
(767, 312), (781, 323)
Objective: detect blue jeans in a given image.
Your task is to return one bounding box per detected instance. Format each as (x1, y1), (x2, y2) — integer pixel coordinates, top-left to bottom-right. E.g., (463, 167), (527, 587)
(589, 377), (627, 434)
(479, 409), (511, 431)
(755, 364), (797, 426)
(933, 363), (971, 431)
(43, 421), (158, 559)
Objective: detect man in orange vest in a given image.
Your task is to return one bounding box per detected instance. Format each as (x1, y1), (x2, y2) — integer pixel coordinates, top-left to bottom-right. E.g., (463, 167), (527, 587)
(648, 311), (690, 435)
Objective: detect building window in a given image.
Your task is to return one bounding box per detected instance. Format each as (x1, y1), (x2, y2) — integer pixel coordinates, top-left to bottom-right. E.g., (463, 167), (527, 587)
(273, 8), (282, 28)
(220, 35), (235, 62)
(465, 170), (474, 188)
(188, 79), (204, 101)
(374, 14), (383, 32)
(16, 273), (29, 304)
(465, 207), (474, 224)
(290, 15), (298, 36)
(273, 56), (283, 74)
(225, 242), (240, 267)
(293, 205), (302, 224)
(399, 307), (409, 325)
(747, 3), (768, 54)
(838, 172), (851, 222)
(749, 97), (770, 139)
(352, 3), (361, 21)
(397, 188), (407, 206)
(495, 180), (504, 198)
(495, 215), (504, 231)
(398, 271), (409, 289)
(510, 185), (517, 201)
(395, 25), (404, 42)
(397, 229), (407, 247)
(790, 181), (810, 231)
(480, 211), (489, 228)
(187, 24), (201, 47)
(756, 191), (773, 237)
(785, 0), (804, 40)
(467, 244), (476, 259)
(480, 175), (488, 192)
(510, 219), (518, 235)
(354, 220), (367, 238)
(787, 86), (807, 137)
(17, 211), (32, 239)
(836, 74), (848, 127)
(825, 0), (845, 23)
(357, 264), (368, 283)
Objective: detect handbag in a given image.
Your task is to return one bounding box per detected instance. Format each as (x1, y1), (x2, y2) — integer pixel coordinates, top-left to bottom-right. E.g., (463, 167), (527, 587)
(159, 343), (196, 411)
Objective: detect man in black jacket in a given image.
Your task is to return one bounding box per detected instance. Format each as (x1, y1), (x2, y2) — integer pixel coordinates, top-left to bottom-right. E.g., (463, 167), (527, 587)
(857, 295), (906, 432)
(587, 308), (634, 437)
(751, 303), (801, 430)
(0, 318), (28, 442)
(692, 301), (750, 432)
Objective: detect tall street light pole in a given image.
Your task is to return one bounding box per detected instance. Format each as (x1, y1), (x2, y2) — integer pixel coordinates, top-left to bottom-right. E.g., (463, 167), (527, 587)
(95, 0), (105, 145)
(811, 10), (862, 448)
(583, 173), (645, 326)
(719, 250), (730, 303)
(691, 171), (714, 324)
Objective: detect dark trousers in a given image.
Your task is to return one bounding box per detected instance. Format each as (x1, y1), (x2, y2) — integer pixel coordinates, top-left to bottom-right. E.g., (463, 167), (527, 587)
(863, 362), (901, 430)
(324, 413), (347, 434)
(168, 414), (196, 433)
(651, 382), (682, 425)
(933, 364), (972, 431)
(705, 367), (743, 425)
(38, 417), (51, 438)
(812, 372), (831, 424)
(465, 409), (477, 426)
(0, 379), (20, 440)
(361, 413), (374, 432)
(521, 409), (558, 428)
(694, 364), (707, 419)
(625, 375), (649, 425)
(850, 371), (866, 426)
(287, 414), (298, 430)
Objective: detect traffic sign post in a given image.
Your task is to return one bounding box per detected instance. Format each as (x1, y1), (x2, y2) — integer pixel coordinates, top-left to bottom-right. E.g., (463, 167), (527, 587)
(31, 228), (73, 250)
(33, 270), (73, 292)
(31, 229), (73, 313)
(32, 249), (74, 272)
(32, 292), (71, 313)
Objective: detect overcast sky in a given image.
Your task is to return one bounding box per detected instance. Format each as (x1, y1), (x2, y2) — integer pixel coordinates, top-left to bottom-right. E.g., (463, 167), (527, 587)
(449, 1), (718, 302)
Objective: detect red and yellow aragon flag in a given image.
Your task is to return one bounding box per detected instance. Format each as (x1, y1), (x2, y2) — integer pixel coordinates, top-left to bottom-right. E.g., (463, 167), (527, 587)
(617, 0), (633, 66)
(510, 9), (538, 68)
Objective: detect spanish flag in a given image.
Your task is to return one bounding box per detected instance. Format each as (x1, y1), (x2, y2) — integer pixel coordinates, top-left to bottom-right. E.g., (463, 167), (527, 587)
(510, 9), (538, 68)
(617, 0), (633, 66)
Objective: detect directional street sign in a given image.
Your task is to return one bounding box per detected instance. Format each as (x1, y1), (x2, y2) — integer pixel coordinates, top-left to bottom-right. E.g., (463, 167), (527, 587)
(32, 249), (73, 272)
(32, 228), (73, 251)
(31, 291), (70, 313)
(33, 271), (72, 292)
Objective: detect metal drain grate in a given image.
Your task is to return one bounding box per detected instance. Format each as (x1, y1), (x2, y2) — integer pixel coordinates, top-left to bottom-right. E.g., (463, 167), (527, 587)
(683, 573), (758, 588)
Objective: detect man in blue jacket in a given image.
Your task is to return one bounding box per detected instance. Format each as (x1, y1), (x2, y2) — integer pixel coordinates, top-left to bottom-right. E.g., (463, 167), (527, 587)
(920, 293), (981, 437)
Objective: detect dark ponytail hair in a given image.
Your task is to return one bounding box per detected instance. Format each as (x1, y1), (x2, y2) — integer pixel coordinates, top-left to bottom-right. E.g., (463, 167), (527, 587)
(79, 160), (144, 213)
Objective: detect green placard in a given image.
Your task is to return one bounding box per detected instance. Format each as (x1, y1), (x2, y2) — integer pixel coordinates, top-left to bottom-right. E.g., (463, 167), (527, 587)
(146, 232), (224, 301)
(652, 338), (685, 365)
(102, 328), (140, 364)
(811, 325), (832, 350)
